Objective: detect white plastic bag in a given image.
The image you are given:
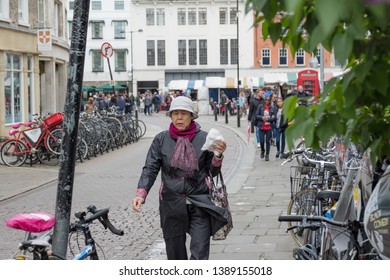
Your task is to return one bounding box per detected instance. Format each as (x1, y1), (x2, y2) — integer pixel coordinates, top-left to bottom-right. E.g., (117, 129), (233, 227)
(201, 128), (225, 156)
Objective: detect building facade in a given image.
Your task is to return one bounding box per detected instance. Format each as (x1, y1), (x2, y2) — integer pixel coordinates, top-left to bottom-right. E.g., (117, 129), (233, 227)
(0, 0), (69, 138)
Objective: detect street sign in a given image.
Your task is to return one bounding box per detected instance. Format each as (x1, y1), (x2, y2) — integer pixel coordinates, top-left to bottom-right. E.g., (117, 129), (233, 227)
(101, 42), (114, 58)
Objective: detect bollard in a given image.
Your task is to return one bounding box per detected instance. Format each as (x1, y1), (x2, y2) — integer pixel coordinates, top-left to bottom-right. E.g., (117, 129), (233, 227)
(237, 104), (240, 128)
(214, 102), (218, 121)
(225, 104), (228, 124)
(251, 120), (255, 133)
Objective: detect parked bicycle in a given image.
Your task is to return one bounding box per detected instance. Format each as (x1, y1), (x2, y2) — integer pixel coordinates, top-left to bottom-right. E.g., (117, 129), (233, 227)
(5, 205), (124, 260)
(0, 112), (64, 167)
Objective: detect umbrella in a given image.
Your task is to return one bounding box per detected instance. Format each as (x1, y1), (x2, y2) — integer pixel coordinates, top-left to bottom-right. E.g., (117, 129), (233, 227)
(96, 83), (126, 92)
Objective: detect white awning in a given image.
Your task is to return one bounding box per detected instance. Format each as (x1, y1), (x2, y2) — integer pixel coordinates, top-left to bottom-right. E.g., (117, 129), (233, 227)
(167, 80), (188, 90)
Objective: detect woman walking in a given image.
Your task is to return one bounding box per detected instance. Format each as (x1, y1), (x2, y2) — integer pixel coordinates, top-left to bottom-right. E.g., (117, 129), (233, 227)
(132, 96), (228, 260)
(255, 96), (276, 161)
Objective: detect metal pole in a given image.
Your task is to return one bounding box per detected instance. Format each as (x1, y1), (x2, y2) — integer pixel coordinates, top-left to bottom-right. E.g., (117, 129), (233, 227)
(107, 57), (116, 96)
(214, 102), (218, 121)
(225, 103), (228, 124)
(130, 31), (134, 95)
(320, 44), (325, 92)
(236, 0), (240, 128)
(51, 0), (90, 259)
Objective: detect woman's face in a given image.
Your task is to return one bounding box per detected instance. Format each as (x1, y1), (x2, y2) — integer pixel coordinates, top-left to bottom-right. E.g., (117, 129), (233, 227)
(171, 110), (193, 130)
(277, 99), (283, 108)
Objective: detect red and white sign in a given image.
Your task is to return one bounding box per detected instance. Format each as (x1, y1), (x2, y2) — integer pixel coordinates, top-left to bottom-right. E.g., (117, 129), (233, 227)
(101, 42), (114, 58)
(37, 29), (52, 51)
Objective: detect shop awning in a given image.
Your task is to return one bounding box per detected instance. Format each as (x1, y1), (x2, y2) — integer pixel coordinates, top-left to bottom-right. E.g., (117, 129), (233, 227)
(167, 80), (189, 90)
(187, 80), (205, 90)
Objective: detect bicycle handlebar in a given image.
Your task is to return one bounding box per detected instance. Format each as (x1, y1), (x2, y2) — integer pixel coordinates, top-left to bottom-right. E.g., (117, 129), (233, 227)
(71, 205), (124, 236)
(278, 214), (348, 227)
(281, 147), (335, 170)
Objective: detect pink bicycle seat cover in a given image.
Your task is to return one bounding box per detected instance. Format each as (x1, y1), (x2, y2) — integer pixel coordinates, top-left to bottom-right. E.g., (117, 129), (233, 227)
(6, 212), (55, 232)
(9, 130), (19, 136)
(25, 121), (36, 127)
(11, 122), (22, 129)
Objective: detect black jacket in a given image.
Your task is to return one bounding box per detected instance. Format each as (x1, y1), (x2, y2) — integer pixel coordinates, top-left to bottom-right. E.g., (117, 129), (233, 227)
(247, 96), (264, 124)
(255, 103), (277, 130)
(137, 125), (228, 239)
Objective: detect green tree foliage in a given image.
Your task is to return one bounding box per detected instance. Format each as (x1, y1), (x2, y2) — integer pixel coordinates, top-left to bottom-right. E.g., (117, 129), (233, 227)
(245, 0), (390, 163)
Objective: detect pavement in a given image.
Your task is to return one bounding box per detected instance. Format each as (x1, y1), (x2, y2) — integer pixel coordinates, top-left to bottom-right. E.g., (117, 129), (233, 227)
(0, 113), (295, 260)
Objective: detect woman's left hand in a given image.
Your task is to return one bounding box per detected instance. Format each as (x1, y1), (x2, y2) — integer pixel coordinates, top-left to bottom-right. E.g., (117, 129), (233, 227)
(213, 140), (227, 157)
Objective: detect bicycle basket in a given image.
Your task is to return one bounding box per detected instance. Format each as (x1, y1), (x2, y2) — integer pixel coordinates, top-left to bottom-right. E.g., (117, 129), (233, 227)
(290, 165), (320, 197)
(44, 112), (64, 128)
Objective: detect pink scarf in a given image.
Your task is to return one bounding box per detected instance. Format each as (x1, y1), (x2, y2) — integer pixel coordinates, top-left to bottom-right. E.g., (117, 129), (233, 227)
(169, 121), (199, 174)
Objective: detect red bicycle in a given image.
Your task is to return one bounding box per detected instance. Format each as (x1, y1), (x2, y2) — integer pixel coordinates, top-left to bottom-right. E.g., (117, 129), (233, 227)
(1, 112), (64, 167)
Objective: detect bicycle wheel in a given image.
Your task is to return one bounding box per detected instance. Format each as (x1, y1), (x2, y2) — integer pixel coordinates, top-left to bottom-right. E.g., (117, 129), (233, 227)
(76, 137), (89, 162)
(137, 119), (146, 138)
(37, 146), (60, 166)
(1, 140), (28, 167)
(46, 128), (63, 155)
(287, 188), (317, 247)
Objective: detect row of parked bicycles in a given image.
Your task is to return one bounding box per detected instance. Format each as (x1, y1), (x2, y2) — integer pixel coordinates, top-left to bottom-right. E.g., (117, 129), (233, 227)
(0, 106), (146, 167)
(279, 138), (389, 260)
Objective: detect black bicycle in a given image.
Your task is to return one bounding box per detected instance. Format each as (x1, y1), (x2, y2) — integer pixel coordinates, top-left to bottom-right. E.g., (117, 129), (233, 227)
(6, 205), (124, 260)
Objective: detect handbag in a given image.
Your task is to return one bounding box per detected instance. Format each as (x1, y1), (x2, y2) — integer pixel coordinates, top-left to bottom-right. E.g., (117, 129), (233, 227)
(210, 171), (233, 240)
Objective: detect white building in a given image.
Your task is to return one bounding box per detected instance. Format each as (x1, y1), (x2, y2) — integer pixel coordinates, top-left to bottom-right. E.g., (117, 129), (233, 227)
(68, 0), (254, 103)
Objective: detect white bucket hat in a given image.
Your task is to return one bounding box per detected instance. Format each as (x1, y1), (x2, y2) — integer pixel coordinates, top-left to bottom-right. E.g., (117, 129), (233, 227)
(166, 96), (198, 119)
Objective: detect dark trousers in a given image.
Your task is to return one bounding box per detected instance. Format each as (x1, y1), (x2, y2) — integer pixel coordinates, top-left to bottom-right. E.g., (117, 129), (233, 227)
(164, 204), (211, 260)
(259, 129), (272, 155)
(275, 129), (286, 154)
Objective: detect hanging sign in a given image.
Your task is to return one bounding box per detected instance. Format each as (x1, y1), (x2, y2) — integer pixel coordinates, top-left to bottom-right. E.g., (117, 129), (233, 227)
(37, 29), (52, 51)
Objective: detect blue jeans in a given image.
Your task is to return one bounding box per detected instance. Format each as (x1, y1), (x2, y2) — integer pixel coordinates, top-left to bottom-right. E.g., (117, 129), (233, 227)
(255, 126), (260, 144)
(259, 129), (272, 155)
(274, 129), (286, 154)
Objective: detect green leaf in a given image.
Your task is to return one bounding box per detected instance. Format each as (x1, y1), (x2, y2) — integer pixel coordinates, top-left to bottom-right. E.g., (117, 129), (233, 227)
(332, 32), (353, 63)
(369, 68), (389, 97)
(283, 95), (298, 121)
(262, 20), (269, 39)
(367, 4), (389, 31)
(269, 22), (282, 45)
(315, 0), (347, 37)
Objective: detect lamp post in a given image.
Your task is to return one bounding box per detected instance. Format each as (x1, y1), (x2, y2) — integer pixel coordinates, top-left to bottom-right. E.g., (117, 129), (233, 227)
(236, 0), (240, 128)
(129, 29), (143, 95)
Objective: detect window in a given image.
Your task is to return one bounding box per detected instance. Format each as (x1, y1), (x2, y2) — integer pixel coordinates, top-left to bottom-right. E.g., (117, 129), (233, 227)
(18, 0), (29, 24)
(296, 48), (305, 66)
(38, 0), (46, 28)
(91, 21), (104, 39)
(68, 21), (72, 39)
(230, 39), (238, 65)
(146, 8), (155, 26)
(114, 1), (124, 10)
(92, 50), (104, 72)
(69, 1), (74, 10)
(316, 47), (321, 65)
(156, 8), (165, 26)
(4, 53), (23, 124)
(199, 40), (207, 65)
(219, 8), (227, 24)
(27, 56), (35, 121)
(178, 8), (186, 25)
(91, 1), (101, 10)
(157, 40), (166, 66)
(279, 48), (288, 66)
(262, 48), (270, 66)
(198, 8), (207, 25)
(113, 21), (126, 39)
(188, 8), (196, 25)
(115, 49), (127, 71)
(178, 40), (187, 65)
(0, 0), (10, 20)
(220, 39), (228, 65)
(189, 40), (197, 65)
(230, 7), (237, 24)
(147, 40), (155, 66)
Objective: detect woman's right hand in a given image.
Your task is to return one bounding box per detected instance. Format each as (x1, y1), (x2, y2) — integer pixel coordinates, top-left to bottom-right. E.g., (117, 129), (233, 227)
(132, 197), (144, 212)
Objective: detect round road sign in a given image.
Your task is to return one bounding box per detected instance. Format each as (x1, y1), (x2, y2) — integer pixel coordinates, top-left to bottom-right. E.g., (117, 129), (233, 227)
(101, 42), (114, 58)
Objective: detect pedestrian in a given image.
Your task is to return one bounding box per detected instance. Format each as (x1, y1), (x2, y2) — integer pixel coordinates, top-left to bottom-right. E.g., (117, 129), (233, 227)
(238, 91), (247, 116)
(84, 97), (94, 115)
(296, 85), (312, 106)
(247, 88), (264, 148)
(132, 96), (228, 260)
(274, 97), (287, 158)
(255, 96), (276, 161)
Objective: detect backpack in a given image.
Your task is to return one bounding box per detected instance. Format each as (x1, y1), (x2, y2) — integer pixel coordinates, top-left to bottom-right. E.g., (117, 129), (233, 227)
(98, 99), (108, 111)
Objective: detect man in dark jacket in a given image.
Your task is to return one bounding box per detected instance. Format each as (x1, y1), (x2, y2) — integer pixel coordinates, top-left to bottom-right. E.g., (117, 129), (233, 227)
(132, 96), (228, 260)
(247, 88), (264, 148)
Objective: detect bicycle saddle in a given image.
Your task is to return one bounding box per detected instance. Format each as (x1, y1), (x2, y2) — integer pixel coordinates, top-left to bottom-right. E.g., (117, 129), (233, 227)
(6, 212), (55, 233)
